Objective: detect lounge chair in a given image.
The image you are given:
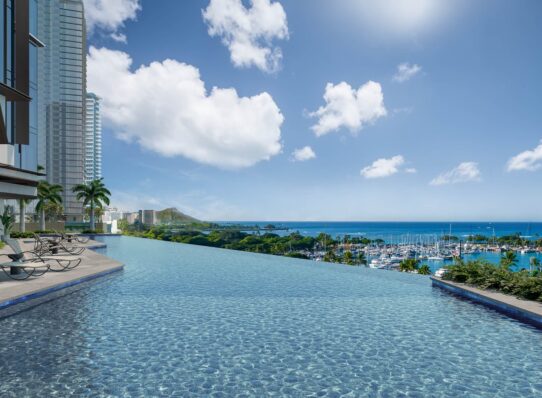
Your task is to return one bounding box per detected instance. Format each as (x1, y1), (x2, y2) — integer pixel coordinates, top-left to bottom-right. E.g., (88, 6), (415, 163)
(59, 231), (89, 244)
(5, 238), (82, 272)
(0, 242), (51, 280)
(0, 259), (50, 280)
(33, 234), (86, 256)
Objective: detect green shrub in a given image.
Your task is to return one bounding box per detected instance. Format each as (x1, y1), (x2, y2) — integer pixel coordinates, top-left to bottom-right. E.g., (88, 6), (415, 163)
(418, 264), (431, 275)
(10, 232), (35, 239)
(443, 259), (542, 302)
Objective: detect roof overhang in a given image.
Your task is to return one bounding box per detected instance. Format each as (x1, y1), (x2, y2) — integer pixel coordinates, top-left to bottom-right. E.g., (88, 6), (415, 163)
(0, 83), (31, 102)
(0, 164), (43, 199)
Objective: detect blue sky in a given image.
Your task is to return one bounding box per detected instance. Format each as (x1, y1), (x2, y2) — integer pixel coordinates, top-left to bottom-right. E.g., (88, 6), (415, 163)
(84, 0), (542, 221)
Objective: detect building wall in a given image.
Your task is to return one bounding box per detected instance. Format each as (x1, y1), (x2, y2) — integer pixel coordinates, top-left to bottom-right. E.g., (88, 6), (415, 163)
(84, 92), (101, 183)
(38, 0), (86, 220)
(0, 0), (39, 174)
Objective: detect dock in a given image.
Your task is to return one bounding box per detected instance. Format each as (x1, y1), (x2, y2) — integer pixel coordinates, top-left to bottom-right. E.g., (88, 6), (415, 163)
(0, 238), (124, 310)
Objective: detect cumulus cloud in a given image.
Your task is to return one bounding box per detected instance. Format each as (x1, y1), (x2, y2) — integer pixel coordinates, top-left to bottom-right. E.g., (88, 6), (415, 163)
(430, 162), (481, 185)
(507, 141), (542, 172)
(393, 63), (422, 83)
(291, 146), (316, 162)
(202, 0), (289, 73)
(360, 155), (405, 179)
(87, 47), (283, 169)
(83, 0), (140, 36)
(310, 81), (387, 136)
(110, 32), (128, 43)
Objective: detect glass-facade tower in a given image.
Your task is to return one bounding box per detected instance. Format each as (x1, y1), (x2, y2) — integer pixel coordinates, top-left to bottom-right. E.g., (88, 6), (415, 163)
(0, 0), (43, 203)
(38, 0), (86, 221)
(84, 92), (101, 183)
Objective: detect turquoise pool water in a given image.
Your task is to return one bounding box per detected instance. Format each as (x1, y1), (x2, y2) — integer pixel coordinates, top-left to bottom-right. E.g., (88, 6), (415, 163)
(0, 236), (541, 397)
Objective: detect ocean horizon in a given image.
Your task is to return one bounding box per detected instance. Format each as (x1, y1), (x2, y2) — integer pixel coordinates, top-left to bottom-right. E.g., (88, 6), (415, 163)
(219, 221), (542, 239)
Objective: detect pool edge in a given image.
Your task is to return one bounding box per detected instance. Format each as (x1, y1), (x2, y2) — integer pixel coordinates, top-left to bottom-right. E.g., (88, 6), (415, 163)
(0, 264), (124, 311)
(431, 277), (542, 329)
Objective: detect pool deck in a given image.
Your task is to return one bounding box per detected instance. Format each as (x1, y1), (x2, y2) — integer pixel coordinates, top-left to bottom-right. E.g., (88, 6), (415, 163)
(0, 239), (123, 310)
(431, 276), (542, 329)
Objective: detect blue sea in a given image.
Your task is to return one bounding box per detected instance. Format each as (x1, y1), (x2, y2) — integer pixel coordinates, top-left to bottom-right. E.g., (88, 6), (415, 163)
(225, 221), (542, 239)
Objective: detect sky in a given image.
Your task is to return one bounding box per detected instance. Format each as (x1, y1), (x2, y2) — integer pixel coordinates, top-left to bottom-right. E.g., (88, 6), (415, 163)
(83, 0), (542, 221)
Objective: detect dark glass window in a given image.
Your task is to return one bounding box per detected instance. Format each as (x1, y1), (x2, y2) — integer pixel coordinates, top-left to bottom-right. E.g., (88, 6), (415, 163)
(0, 0), (4, 83)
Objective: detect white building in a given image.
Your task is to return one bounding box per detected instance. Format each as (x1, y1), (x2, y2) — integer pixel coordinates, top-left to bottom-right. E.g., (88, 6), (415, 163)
(84, 93), (102, 183)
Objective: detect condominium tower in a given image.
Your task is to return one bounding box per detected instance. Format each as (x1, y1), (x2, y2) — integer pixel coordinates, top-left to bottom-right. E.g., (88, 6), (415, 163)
(0, 0), (43, 206)
(84, 93), (101, 183)
(38, 0), (86, 221)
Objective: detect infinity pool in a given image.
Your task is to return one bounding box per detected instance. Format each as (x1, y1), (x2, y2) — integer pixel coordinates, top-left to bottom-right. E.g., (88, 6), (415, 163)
(0, 236), (541, 397)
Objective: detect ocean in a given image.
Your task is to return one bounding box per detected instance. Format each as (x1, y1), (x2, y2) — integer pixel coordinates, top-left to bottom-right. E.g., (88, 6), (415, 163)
(225, 221), (542, 239)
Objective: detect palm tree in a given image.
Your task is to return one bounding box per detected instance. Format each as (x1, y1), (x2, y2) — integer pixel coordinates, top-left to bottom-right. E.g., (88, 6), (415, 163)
(343, 250), (354, 265)
(399, 258), (420, 273)
(18, 198), (32, 233)
(500, 250), (518, 271)
(529, 257), (540, 274)
(418, 264), (432, 275)
(357, 251), (368, 266)
(72, 178), (111, 231)
(36, 181), (63, 231)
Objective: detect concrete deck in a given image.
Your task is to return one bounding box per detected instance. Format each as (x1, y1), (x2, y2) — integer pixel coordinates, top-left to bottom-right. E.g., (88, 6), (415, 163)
(431, 276), (542, 329)
(0, 238), (123, 310)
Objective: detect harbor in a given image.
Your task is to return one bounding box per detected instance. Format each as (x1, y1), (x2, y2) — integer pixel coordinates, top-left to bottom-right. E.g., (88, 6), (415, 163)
(303, 234), (542, 272)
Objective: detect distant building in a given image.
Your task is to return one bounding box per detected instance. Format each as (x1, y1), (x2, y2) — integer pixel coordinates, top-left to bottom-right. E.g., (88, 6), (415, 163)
(84, 93), (102, 183)
(123, 212), (138, 225)
(123, 212), (138, 224)
(102, 207), (123, 223)
(140, 210), (159, 226)
(38, 0), (86, 221)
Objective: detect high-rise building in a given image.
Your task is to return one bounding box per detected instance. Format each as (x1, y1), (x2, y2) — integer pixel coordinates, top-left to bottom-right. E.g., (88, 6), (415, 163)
(84, 92), (101, 183)
(139, 210), (159, 226)
(38, 0), (86, 222)
(0, 0), (43, 212)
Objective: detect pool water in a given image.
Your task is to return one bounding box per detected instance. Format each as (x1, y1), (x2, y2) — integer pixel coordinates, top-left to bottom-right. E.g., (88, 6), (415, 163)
(0, 236), (541, 397)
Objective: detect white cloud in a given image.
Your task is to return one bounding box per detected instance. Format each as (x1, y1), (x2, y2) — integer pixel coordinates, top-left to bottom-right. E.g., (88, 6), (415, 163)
(507, 141), (542, 172)
(88, 47), (283, 169)
(361, 155), (405, 179)
(83, 0), (140, 34)
(430, 162), (481, 186)
(110, 32), (128, 43)
(393, 62), (422, 83)
(202, 0), (289, 73)
(310, 81), (387, 136)
(291, 146), (316, 162)
(405, 168), (417, 174)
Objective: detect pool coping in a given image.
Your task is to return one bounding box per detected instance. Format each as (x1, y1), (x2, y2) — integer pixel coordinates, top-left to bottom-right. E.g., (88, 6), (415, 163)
(0, 239), (124, 311)
(0, 266), (123, 311)
(431, 276), (542, 329)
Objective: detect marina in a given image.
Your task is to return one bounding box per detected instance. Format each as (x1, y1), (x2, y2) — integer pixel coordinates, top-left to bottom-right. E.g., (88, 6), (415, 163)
(305, 234), (542, 272)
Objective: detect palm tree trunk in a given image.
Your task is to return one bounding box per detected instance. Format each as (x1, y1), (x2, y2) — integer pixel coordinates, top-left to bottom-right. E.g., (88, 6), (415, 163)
(19, 200), (25, 232)
(40, 209), (45, 231)
(90, 205), (95, 231)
